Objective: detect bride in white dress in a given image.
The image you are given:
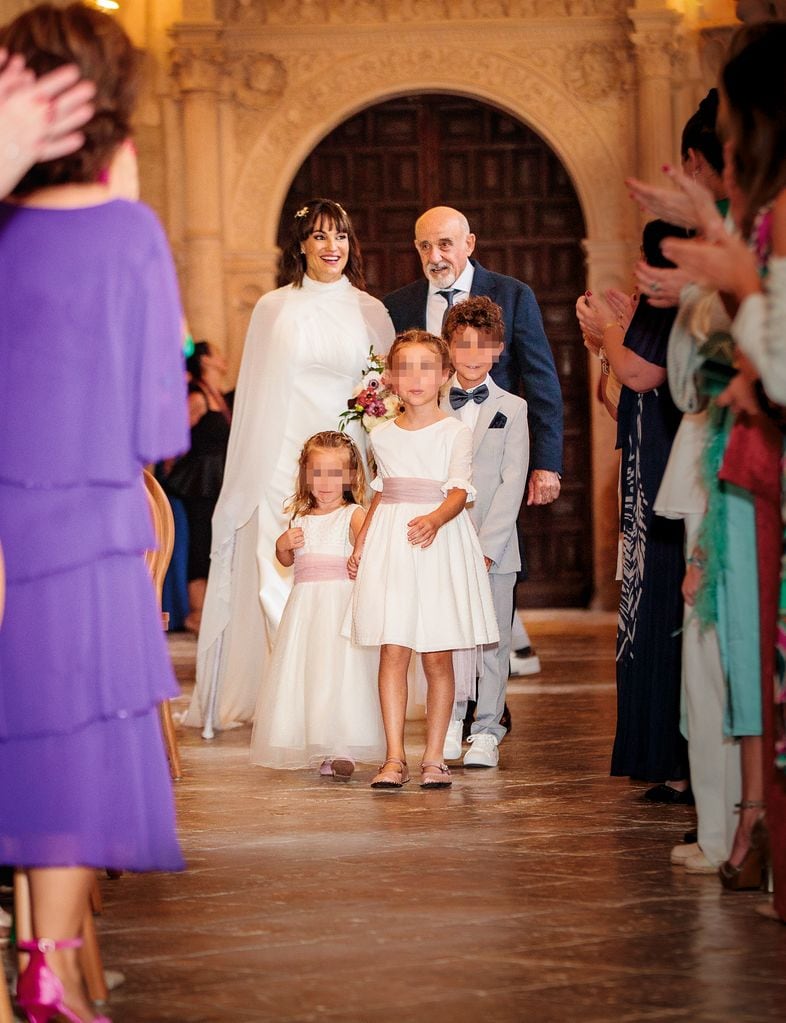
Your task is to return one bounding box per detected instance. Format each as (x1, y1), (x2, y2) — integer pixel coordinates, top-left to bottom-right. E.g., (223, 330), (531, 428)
(185, 200), (394, 736)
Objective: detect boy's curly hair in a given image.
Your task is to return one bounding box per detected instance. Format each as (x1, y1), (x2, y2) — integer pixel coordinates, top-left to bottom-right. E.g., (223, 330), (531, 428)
(443, 295), (505, 345)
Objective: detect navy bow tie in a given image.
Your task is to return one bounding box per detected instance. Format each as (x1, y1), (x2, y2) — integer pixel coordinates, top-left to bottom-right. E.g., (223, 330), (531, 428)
(449, 383), (489, 410)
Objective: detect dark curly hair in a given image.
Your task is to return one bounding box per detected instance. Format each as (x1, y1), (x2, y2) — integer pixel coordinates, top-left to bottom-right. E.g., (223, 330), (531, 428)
(443, 295), (505, 345)
(0, 3), (140, 196)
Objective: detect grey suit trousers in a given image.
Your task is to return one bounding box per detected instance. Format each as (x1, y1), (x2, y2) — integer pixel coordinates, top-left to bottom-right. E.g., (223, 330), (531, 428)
(454, 570), (516, 742)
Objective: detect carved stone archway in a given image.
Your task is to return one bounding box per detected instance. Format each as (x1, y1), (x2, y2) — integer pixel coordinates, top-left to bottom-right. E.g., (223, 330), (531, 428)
(229, 51), (636, 271)
(220, 53), (633, 608)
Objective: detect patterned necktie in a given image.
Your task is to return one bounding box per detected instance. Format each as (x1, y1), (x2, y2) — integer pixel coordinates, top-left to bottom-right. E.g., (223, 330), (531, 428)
(449, 383), (489, 410)
(437, 289), (459, 329)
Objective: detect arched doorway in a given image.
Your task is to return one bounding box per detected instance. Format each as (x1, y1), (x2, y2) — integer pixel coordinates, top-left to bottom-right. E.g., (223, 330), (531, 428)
(278, 94), (591, 608)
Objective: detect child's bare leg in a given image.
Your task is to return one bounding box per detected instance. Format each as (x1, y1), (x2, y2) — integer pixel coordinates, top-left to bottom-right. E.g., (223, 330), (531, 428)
(421, 649), (455, 764)
(378, 644), (411, 762)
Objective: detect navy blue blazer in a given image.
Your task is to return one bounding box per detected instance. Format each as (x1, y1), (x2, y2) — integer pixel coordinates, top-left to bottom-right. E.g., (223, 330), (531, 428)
(383, 259), (563, 474)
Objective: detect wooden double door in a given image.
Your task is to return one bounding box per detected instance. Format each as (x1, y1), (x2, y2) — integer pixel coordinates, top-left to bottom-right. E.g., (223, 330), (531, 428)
(278, 95), (592, 607)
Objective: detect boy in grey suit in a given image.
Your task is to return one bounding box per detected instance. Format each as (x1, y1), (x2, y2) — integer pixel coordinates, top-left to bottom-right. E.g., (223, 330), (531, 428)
(441, 297), (529, 767)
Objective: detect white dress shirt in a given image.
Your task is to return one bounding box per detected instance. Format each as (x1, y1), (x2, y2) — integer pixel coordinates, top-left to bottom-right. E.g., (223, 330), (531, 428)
(426, 262), (475, 336)
(448, 371), (491, 432)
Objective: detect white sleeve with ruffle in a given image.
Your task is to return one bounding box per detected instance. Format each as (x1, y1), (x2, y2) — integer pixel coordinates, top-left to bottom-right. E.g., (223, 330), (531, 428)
(442, 422), (476, 499)
(733, 256), (786, 405)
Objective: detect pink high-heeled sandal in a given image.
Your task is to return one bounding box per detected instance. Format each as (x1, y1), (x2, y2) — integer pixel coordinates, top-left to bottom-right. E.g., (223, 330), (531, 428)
(16, 937), (111, 1023)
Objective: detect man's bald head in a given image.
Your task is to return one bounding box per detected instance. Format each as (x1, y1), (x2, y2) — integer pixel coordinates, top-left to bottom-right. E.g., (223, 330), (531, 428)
(414, 206), (476, 288)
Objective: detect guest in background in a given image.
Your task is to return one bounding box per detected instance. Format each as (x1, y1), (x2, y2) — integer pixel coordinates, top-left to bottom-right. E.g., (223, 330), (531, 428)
(166, 340), (233, 635)
(577, 220), (690, 801)
(659, 19), (786, 921)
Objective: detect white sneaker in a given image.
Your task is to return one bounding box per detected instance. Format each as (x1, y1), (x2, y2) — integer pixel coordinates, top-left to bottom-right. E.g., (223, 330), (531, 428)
(509, 646), (541, 676)
(684, 851), (720, 874)
(463, 732), (499, 768)
(442, 719), (463, 761)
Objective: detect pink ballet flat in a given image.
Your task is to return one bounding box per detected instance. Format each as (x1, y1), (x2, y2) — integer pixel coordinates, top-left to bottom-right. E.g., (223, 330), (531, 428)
(16, 937), (112, 1023)
(331, 758), (355, 781)
(318, 760), (334, 776)
(420, 761), (452, 789)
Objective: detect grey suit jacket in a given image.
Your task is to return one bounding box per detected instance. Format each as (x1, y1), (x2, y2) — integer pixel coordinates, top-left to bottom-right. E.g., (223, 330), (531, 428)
(441, 377), (529, 575)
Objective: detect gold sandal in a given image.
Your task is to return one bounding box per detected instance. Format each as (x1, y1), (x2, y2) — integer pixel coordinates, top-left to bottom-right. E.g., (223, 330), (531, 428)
(370, 757), (410, 789)
(420, 761), (452, 789)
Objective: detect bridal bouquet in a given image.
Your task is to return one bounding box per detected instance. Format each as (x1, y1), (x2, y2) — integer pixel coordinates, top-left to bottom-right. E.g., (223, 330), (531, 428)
(339, 346), (403, 433)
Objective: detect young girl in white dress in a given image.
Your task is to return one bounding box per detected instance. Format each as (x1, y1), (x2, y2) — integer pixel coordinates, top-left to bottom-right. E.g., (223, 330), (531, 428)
(347, 331), (499, 789)
(250, 432), (385, 778)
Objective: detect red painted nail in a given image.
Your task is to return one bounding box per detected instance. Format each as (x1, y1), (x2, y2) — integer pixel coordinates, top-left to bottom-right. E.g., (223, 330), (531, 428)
(662, 164), (671, 172)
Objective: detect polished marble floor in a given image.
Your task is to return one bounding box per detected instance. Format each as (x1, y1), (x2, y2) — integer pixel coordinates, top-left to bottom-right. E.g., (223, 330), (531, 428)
(4, 612), (786, 1022)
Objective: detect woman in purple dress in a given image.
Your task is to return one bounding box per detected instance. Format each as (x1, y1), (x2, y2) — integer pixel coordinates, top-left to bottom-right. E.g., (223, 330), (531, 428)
(0, 6), (188, 1022)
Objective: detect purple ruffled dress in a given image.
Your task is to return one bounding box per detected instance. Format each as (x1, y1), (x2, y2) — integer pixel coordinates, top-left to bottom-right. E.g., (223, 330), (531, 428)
(0, 199), (189, 871)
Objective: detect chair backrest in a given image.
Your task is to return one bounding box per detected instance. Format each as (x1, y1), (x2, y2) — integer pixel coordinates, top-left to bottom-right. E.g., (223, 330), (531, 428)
(142, 469), (175, 604)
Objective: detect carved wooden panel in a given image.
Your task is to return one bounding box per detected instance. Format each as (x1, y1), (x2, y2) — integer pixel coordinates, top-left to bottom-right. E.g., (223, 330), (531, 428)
(278, 94), (592, 607)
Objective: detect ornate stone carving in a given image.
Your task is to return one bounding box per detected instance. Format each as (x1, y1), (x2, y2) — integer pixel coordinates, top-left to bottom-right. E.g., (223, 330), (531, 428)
(227, 53), (286, 109)
(171, 45), (225, 94)
(630, 30), (679, 78)
(217, 0), (626, 23)
(229, 45), (634, 252)
(563, 41), (633, 102)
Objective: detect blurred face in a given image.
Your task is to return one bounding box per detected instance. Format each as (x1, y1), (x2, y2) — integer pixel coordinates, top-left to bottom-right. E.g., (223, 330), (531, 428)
(414, 208), (476, 289)
(306, 449), (351, 509)
(449, 326), (503, 389)
(301, 217), (349, 284)
(389, 343), (448, 408)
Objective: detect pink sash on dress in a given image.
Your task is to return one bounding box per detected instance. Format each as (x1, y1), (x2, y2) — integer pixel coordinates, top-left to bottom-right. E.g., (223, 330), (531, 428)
(293, 553), (350, 585)
(380, 477), (443, 504)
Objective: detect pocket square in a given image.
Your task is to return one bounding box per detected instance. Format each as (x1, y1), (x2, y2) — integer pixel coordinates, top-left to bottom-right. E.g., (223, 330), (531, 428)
(489, 411), (507, 429)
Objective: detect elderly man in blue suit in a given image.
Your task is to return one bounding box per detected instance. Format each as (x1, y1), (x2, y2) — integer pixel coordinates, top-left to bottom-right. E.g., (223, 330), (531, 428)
(384, 206), (563, 686)
(383, 205), (563, 508)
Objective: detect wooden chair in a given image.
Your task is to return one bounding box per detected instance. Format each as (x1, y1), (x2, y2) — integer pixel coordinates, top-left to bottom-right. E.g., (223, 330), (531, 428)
(143, 469), (183, 781)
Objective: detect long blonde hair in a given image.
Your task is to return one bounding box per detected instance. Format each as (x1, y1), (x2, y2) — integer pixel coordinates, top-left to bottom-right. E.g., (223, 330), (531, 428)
(284, 431), (366, 519)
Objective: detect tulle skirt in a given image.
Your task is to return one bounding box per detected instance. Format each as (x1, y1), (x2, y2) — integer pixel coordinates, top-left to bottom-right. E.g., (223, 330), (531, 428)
(250, 579), (385, 770)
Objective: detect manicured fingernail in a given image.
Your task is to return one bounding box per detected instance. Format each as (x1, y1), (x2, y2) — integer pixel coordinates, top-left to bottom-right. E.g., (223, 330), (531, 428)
(662, 164), (671, 172)
(586, 290), (592, 297)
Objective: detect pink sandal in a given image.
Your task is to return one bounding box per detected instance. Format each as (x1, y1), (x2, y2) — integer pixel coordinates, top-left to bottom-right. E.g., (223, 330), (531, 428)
(370, 758), (410, 788)
(420, 761), (452, 789)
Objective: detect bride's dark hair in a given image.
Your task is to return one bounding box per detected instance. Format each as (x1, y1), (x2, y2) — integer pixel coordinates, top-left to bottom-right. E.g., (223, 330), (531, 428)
(280, 198), (366, 289)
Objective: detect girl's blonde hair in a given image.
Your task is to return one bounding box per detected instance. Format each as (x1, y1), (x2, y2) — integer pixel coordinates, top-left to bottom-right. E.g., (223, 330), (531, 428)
(285, 431), (366, 519)
(387, 329), (451, 373)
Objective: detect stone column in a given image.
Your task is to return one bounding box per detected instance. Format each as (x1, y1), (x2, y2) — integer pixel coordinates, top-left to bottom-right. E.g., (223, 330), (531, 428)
(171, 31), (227, 348)
(629, 5), (682, 188)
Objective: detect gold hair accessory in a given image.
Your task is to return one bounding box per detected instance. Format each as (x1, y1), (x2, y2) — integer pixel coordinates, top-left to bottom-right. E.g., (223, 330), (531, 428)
(295, 206), (309, 219)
